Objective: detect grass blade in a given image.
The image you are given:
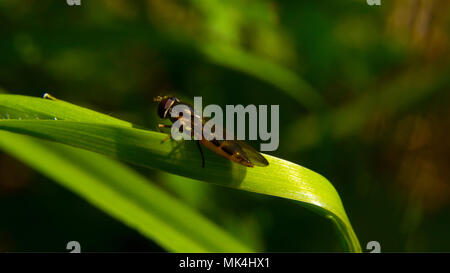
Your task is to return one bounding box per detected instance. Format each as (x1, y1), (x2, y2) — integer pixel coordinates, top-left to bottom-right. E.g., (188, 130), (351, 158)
(0, 94), (361, 252)
(0, 96), (250, 252)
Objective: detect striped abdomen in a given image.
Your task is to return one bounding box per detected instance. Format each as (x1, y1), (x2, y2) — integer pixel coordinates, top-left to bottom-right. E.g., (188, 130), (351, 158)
(200, 138), (254, 167)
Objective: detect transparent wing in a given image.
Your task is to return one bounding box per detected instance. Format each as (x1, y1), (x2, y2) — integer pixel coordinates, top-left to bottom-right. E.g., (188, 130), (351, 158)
(234, 140), (269, 167)
(201, 115), (269, 167)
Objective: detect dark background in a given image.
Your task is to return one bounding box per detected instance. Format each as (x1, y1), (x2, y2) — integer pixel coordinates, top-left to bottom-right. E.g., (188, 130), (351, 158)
(0, 0), (449, 252)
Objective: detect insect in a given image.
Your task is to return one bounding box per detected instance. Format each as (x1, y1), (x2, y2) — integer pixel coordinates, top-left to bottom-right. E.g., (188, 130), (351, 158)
(154, 96), (269, 168)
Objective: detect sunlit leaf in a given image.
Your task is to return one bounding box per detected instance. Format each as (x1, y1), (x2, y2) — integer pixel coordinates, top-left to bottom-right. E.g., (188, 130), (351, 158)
(0, 94), (361, 252)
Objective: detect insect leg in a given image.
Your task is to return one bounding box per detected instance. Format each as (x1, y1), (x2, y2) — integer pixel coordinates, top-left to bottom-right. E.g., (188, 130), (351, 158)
(158, 123), (172, 131)
(160, 135), (171, 143)
(158, 124), (172, 143)
(196, 141), (205, 168)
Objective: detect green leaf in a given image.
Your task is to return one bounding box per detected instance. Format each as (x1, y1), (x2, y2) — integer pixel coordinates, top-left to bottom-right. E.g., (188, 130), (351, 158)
(0, 95), (250, 252)
(0, 94), (361, 252)
(0, 131), (250, 252)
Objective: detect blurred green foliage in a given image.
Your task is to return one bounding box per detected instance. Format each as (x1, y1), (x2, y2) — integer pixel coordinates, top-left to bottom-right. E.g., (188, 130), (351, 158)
(0, 0), (450, 252)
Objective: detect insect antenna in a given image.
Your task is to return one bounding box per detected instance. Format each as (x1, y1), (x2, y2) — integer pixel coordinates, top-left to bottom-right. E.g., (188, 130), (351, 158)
(153, 96), (163, 102)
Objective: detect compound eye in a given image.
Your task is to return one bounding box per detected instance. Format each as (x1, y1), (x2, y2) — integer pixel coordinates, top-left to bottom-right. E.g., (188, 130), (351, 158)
(157, 98), (178, 119)
(157, 98), (169, 119)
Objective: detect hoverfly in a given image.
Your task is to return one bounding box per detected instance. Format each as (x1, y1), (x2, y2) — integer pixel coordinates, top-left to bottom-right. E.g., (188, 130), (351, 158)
(154, 96), (269, 168)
